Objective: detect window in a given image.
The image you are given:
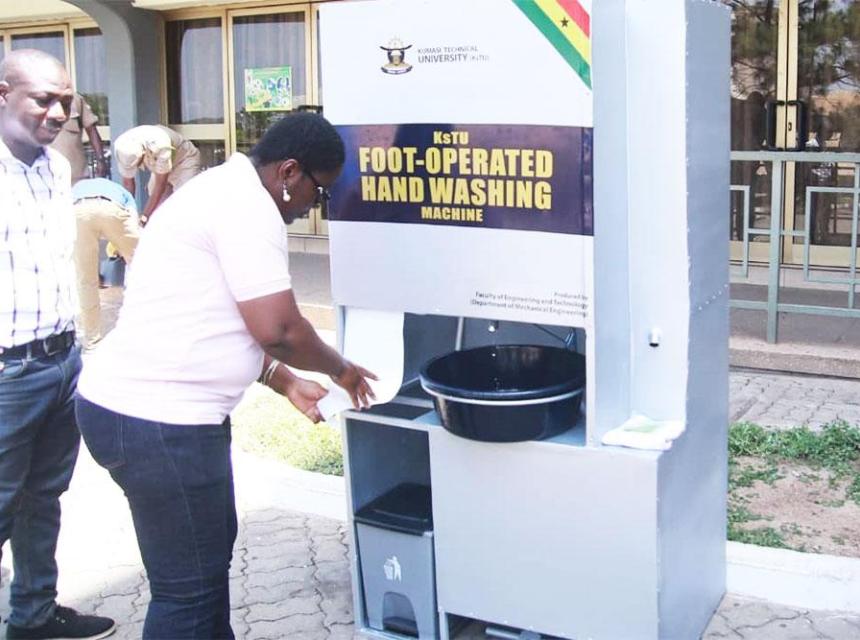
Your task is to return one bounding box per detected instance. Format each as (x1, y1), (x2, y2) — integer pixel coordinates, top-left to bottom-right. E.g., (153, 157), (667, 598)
(231, 11), (307, 154)
(74, 28), (108, 125)
(165, 16), (227, 170)
(166, 18), (224, 125)
(11, 31), (65, 63)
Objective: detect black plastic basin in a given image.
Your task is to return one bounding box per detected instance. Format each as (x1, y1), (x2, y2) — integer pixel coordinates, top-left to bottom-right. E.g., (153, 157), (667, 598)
(419, 345), (586, 442)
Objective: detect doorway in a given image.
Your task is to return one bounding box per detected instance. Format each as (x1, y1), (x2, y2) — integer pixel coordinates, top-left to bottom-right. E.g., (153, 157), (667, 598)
(729, 0), (860, 268)
(165, 3), (327, 237)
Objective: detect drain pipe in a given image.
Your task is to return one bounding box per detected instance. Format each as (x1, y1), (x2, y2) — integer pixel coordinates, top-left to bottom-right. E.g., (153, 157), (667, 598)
(531, 324), (578, 351)
(454, 317), (466, 350)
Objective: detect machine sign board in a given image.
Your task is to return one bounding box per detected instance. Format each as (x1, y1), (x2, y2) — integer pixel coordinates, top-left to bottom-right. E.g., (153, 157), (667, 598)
(331, 123), (593, 236)
(321, 0), (594, 328)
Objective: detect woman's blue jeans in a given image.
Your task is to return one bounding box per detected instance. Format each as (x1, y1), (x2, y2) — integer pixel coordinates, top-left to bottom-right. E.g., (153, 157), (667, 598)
(75, 396), (237, 640)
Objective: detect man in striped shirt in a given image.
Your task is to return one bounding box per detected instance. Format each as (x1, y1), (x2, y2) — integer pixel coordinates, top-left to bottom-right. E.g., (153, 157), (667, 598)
(0, 50), (115, 640)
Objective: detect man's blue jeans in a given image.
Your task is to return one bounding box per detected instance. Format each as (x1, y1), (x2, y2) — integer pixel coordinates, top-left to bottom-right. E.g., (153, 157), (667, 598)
(0, 345), (82, 628)
(75, 396), (237, 640)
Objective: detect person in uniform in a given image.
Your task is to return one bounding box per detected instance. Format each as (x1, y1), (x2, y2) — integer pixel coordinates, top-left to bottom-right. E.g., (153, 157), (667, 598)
(112, 124), (201, 225)
(49, 92), (107, 184)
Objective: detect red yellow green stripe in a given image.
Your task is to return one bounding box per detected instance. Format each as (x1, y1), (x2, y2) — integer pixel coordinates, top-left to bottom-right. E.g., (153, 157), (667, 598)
(512, 0), (592, 89)
(534, 0), (590, 64)
(558, 0), (590, 36)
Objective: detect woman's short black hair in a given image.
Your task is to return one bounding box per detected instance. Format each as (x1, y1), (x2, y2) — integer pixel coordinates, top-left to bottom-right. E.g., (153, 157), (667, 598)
(249, 112), (345, 173)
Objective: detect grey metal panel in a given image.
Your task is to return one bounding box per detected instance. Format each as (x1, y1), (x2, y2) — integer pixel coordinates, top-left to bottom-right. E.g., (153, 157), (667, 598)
(345, 420), (431, 513)
(455, 318), (578, 353)
(658, 302), (728, 640)
(334, 306), (371, 633)
(591, 0), (632, 442)
(623, 0), (691, 421)
(402, 314), (460, 384)
(686, 0), (732, 311)
(656, 5), (730, 637)
(430, 429), (661, 640)
(356, 524), (438, 639)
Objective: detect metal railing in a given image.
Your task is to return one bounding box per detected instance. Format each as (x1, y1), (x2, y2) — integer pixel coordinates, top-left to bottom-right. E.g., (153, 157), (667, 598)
(730, 150), (860, 343)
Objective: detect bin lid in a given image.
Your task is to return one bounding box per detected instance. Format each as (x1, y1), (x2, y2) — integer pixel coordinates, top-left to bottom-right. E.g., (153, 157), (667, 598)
(354, 483), (433, 535)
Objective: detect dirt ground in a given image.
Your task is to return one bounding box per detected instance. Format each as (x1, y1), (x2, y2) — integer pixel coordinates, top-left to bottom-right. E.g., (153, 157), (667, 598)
(731, 456), (860, 557)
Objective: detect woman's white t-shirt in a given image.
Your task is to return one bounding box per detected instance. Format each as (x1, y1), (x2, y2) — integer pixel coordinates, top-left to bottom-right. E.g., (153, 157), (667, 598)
(78, 153), (292, 425)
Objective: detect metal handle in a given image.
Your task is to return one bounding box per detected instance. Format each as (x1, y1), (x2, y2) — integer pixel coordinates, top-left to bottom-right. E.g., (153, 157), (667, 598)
(764, 99), (784, 150)
(421, 385), (583, 407)
(787, 99), (808, 151)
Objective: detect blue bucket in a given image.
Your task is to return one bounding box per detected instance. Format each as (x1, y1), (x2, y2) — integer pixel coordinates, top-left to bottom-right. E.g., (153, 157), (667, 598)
(99, 256), (126, 287)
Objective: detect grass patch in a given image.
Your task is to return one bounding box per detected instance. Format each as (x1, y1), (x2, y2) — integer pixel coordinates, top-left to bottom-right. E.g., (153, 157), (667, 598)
(731, 527), (788, 548)
(728, 420), (860, 549)
(847, 473), (860, 505)
(727, 503), (763, 527)
(726, 501), (784, 547)
(732, 463), (781, 488)
(232, 384), (344, 476)
(729, 421), (860, 479)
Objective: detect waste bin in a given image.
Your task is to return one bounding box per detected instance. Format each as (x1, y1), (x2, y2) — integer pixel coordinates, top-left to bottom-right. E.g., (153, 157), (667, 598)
(354, 483), (437, 639)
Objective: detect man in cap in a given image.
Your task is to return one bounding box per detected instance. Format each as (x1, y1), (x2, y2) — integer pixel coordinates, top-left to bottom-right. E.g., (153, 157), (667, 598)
(0, 49), (116, 640)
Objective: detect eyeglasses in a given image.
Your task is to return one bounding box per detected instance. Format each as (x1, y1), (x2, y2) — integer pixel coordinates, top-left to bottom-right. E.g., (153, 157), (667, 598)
(304, 170), (331, 206)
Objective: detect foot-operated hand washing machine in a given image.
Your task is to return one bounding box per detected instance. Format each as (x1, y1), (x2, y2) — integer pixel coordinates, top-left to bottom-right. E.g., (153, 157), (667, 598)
(320, 1), (730, 638)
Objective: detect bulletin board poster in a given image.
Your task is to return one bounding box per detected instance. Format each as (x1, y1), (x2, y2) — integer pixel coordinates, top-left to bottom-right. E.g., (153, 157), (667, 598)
(320, 0), (594, 328)
(244, 66), (292, 112)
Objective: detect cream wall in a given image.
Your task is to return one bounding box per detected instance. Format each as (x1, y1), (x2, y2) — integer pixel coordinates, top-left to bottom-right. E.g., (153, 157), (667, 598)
(0, 0), (316, 23)
(133, 0), (314, 9)
(0, 1), (85, 23)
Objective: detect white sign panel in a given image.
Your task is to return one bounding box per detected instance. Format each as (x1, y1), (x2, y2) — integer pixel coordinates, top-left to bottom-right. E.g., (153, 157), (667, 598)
(321, 0), (594, 328)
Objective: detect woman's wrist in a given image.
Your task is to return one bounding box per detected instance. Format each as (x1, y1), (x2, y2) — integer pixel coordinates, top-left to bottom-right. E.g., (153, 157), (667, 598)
(260, 358), (282, 387)
(331, 357), (348, 381)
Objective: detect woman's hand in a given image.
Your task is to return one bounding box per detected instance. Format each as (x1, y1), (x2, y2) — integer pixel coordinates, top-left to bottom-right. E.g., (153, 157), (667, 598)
(331, 360), (378, 410)
(268, 363), (328, 423)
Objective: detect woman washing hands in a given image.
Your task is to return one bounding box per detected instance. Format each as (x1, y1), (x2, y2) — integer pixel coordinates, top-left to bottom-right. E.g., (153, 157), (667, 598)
(75, 113), (375, 639)
(259, 353), (371, 424)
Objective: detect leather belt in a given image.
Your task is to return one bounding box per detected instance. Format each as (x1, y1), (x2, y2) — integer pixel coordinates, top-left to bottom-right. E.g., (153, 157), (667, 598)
(73, 195), (116, 205)
(0, 330), (76, 360)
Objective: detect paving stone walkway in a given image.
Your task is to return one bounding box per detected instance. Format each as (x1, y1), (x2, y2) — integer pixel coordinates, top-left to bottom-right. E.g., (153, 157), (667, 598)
(731, 369), (860, 430)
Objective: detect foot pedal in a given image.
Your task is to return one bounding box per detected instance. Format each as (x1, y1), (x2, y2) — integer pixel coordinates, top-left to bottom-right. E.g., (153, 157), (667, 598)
(383, 615), (419, 637)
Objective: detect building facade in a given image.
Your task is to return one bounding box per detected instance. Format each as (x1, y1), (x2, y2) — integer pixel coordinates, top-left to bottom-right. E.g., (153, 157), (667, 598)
(1, 0), (858, 264)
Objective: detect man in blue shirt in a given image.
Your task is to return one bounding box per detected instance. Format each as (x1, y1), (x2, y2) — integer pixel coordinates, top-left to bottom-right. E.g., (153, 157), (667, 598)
(72, 177), (140, 349)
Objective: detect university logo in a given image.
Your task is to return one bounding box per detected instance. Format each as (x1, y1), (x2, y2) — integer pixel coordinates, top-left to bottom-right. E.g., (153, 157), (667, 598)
(380, 37), (413, 75)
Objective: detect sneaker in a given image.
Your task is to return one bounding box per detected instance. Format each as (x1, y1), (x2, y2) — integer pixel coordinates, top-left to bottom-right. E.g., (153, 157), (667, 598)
(6, 606), (116, 640)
